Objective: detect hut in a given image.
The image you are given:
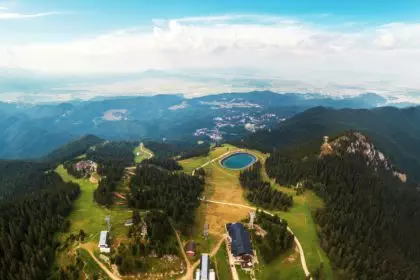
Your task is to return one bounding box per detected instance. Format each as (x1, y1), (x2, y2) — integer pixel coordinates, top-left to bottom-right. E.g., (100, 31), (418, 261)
(185, 240), (197, 257)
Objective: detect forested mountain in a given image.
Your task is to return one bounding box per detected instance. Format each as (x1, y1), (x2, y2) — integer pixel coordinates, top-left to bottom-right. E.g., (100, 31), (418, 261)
(0, 92), (389, 159)
(241, 106), (420, 181)
(0, 169), (80, 280)
(0, 161), (50, 200)
(44, 135), (103, 164)
(266, 132), (420, 279)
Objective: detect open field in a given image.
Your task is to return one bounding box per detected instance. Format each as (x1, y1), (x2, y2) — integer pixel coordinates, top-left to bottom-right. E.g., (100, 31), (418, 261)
(214, 242), (233, 280)
(179, 144), (238, 174)
(56, 165), (131, 243)
(252, 150), (334, 279)
(271, 187), (334, 279)
(181, 145), (251, 237)
(134, 143), (153, 164)
(179, 144), (333, 279)
(78, 248), (111, 279)
(256, 247), (305, 280)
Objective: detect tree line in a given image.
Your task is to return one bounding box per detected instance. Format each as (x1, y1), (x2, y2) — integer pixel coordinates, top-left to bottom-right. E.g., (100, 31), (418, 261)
(266, 143), (420, 279)
(239, 162), (293, 211)
(142, 157), (183, 171)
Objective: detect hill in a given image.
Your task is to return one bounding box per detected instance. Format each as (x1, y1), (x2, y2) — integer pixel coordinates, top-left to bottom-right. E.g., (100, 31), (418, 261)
(44, 134), (103, 164)
(266, 131), (420, 279)
(240, 106), (420, 181)
(0, 91), (388, 159)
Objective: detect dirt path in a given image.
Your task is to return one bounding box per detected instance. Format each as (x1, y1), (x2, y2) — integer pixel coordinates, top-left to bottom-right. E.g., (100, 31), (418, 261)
(113, 192), (126, 200)
(171, 224), (193, 280)
(140, 142), (153, 159)
(192, 150), (234, 176)
(79, 244), (122, 280)
(192, 150), (312, 279)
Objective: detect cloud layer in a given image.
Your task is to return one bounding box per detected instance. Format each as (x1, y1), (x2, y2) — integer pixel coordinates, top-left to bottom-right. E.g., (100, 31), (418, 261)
(1, 14), (420, 101)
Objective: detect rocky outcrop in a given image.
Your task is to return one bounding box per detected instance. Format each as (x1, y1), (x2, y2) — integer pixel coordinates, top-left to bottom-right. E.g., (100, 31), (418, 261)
(321, 132), (407, 183)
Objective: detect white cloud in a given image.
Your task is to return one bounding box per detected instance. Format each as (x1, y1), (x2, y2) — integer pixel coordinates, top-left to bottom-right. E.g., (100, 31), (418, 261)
(0, 11), (60, 19)
(1, 14), (420, 99)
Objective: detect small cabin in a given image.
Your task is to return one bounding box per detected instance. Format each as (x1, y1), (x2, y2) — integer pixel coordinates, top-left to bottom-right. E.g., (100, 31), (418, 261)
(98, 231), (111, 253)
(185, 241), (197, 257)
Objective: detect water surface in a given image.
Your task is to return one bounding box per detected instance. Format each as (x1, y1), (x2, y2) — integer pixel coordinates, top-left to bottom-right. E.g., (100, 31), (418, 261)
(221, 152), (256, 170)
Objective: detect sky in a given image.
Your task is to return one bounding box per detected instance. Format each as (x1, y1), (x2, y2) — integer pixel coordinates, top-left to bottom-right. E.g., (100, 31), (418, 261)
(1, 0), (420, 103)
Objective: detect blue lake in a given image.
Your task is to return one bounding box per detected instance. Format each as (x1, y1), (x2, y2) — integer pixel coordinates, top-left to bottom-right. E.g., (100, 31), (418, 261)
(221, 152), (257, 170)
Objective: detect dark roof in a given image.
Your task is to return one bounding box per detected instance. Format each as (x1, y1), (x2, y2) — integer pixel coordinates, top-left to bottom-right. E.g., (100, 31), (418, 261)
(227, 223), (253, 256)
(185, 241), (197, 252)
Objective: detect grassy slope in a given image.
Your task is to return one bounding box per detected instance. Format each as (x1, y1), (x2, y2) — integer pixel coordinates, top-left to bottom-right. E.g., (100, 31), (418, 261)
(214, 242), (233, 280)
(256, 248), (305, 280)
(179, 144), (334, 279)
(134, 143), (153, 164)
(56, 164), (184, 279)
(56, 165), (131, 243)
(78, 248), (110, 279)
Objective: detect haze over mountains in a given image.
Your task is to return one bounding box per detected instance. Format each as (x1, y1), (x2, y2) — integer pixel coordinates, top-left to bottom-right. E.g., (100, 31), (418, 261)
(0, 91), (393, 159)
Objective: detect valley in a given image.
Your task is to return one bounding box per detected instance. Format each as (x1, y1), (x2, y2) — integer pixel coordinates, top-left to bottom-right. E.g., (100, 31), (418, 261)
(50, 140), (333, 279)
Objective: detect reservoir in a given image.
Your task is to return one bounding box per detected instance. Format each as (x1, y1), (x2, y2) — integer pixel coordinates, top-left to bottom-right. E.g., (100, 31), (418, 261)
(221, 152), (257, 170)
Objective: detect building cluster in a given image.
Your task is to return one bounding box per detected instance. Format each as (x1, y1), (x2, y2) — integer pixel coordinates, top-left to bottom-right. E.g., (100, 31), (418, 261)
(226, 222), (254, 270)
(75, 160), (98, 173)
(194, 112), (282, 140)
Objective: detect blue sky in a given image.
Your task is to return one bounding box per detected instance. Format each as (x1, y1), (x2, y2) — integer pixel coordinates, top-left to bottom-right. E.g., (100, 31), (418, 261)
(1, 0), (420, 103)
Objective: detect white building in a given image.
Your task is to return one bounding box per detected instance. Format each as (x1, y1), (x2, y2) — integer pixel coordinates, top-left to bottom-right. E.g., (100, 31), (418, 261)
(209, 269), (216, 280)
(98, 231), (111, 253)
(200, 254), (210, 280)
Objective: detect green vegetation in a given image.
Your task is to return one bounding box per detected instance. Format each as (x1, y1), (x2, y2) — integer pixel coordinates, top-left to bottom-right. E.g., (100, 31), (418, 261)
(134, 143), (153, 163)
(56, 165), (131, 242)
(266, 132), (420, 279)
(180, 144), (333, 279)
(214, 242), (233, 280)
(128, 165), (205, 233)
(272, 188), (333, 279)
(44, 134), (103, 164)
(112, 211), (182, 276)
(237, 266), (251, 279)
(256, 249), (305, 280)
(0, 166), (80, 280)
(77, 248), (110, 279)
(252, 211), (294, 264)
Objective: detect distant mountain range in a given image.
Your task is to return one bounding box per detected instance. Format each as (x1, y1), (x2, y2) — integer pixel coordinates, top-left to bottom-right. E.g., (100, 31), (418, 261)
(240, 105), (420, 182)
(0, 90), (409, 159)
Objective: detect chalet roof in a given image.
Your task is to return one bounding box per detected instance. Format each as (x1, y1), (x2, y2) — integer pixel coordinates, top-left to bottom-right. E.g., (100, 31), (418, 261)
(227, 223), (253, 256)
